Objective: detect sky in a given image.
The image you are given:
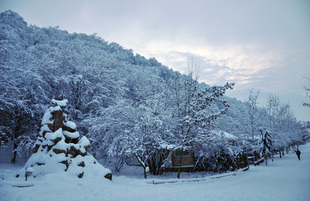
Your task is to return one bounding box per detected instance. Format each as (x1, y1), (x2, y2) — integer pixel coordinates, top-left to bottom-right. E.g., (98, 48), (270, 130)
(1, 0), (310, 121)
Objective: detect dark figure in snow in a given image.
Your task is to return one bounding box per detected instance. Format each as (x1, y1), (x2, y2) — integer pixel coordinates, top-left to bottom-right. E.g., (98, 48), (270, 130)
(296, 149), (301, 160)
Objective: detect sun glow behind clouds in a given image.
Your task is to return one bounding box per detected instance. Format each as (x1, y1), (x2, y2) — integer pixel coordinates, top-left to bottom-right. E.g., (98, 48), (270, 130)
(139, 41), (277, 88)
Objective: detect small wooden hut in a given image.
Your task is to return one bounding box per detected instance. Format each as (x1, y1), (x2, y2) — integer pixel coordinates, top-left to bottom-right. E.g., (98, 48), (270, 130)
(162, 149), (195, 172)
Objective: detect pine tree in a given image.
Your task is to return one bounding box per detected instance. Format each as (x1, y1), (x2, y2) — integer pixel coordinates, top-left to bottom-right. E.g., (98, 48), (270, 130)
(18, 99), (112, 180)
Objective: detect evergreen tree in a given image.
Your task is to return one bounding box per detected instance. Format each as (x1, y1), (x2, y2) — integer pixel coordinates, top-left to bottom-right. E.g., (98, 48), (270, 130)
(18, 99), (112, 180)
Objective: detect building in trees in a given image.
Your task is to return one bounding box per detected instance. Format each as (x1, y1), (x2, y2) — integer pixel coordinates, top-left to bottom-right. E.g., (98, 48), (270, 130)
(161, 148), (195, 172)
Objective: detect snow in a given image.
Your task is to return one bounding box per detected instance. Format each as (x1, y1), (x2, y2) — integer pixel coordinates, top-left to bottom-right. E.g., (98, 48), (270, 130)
(1, 144), (310, 201)
(41, 109), (53, 124)
(79, 136), (90, 147)
(45, 128), (63, 141)
(160, 143), (176, 150)
(50, 105), (62, 112)
(211, 130), (238, 140)
(64, 121), (77, 130)
(52, 99), (68, 107)
(63, 130), (79, 139)
(40, 124), (51, 133)
(41, 106), (63, 125)
(19, 145), (111, 180)
(52, 138), (67, 150)
(25, 167), (34, 173)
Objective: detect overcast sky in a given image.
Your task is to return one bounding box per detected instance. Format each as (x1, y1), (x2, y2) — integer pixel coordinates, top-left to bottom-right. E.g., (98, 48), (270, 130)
(1, 0), (310, 121)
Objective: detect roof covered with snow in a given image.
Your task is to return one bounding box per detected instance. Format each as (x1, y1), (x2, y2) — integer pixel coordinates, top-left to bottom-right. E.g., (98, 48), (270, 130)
(210, 130), (238, 140)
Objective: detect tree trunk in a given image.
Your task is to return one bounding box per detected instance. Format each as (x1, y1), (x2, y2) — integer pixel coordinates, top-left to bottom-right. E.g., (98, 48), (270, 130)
(11, 141), (17, 164)
(52, 110), (63, 132)
(143, 167), (147, 179)
(245, 152), (249, 170)
(134, 153), (147, 179)
(177, 149), (184, 179)
(11, 118), (21, 164)
(177, 168), (181, 179)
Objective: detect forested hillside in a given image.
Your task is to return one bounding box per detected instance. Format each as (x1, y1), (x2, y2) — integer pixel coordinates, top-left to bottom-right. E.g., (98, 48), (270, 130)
(1, 10), (309, 174)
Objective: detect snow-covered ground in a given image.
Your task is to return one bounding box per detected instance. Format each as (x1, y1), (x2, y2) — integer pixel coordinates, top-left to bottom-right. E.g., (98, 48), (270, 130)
(1, 144), (310, 201)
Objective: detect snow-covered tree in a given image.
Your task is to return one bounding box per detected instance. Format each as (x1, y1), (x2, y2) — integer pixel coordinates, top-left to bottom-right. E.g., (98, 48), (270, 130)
(85, 75), (175, 177)
(193, 130), (239, 172)
(18, 99), (112, 180)
(265, 94), (303, 157)
(260, 129), (273, 166)
(171, 72), (234, 178)
(248, 89), (260, 139)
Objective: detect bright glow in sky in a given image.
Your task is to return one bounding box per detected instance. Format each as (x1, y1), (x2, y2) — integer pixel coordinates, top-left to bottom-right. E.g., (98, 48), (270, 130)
(1, 0), (309, 121)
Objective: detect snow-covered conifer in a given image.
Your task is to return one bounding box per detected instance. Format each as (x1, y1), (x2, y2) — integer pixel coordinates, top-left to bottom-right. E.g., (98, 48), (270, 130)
(18, 100), (112, 180)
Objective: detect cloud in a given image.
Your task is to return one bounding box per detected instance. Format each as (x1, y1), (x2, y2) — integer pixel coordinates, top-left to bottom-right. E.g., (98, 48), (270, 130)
(141, 43), (278, 87)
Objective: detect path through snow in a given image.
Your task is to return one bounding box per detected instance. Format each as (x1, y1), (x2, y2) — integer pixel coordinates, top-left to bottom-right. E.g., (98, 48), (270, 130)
(1, 144), (310, 201)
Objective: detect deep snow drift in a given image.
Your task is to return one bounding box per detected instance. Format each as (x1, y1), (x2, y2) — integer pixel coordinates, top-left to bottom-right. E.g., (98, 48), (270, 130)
(1, 144), (310, 201)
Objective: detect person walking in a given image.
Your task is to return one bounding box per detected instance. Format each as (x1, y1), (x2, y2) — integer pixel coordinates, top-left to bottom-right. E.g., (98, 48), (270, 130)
(296, 148), (301, 160)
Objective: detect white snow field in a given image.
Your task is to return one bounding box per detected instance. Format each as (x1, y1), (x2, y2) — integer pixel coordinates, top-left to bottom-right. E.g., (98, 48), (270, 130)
(1, 144), (310, 201)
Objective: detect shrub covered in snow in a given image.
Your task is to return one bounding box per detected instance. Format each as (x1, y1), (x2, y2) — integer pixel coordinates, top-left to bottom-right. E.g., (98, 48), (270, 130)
(17, 99), (112, 180)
